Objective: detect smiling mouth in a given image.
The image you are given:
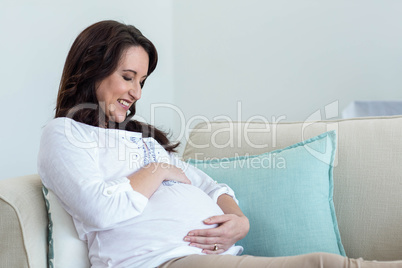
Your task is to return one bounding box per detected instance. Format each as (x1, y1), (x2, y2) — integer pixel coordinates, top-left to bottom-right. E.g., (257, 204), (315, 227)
(117, 99), (131, 110)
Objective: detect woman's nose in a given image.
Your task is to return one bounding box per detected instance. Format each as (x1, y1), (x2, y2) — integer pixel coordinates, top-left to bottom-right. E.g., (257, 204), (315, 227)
(129, 85), (141, 101)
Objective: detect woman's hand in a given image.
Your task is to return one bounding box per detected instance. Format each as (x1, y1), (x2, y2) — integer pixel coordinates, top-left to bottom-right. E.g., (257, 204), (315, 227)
(184, 194), (249, 254)
(128, 162), (190, 198)
(157, 162), (191, 184)
(184, 214), (249, 254)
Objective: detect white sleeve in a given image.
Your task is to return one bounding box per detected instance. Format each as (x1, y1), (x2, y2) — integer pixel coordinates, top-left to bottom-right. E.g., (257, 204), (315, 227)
(37, 119), (148, 232)
(169, 153), (238, 204)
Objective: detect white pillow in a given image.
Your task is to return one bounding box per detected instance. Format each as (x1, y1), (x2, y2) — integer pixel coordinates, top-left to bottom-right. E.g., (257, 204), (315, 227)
(42, 186), (90, 268)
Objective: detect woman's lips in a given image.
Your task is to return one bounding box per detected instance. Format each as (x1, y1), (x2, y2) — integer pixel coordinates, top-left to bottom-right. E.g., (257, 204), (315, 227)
(117, 99), (131, 111)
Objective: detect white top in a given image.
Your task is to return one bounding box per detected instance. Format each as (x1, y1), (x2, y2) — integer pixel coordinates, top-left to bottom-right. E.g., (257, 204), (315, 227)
(38, 118), (243, 268)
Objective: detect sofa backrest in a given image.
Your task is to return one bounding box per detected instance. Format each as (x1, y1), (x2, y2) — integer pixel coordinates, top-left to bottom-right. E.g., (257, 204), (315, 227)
(0, 174), (47, 268)
(182, 115), (402, 261)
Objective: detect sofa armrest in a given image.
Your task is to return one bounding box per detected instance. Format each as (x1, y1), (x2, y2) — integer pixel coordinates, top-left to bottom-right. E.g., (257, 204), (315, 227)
(0, 175), (47, 268)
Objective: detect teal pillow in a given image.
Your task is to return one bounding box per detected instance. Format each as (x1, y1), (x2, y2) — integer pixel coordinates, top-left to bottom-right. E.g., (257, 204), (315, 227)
(187, 131), (345, 257)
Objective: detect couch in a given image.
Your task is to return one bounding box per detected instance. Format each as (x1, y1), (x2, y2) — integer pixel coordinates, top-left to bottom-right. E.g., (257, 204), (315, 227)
(1, 115), (402, 267)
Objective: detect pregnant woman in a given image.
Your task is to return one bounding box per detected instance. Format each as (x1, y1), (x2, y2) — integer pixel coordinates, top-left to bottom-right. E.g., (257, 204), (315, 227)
(38, 20), (402, 268)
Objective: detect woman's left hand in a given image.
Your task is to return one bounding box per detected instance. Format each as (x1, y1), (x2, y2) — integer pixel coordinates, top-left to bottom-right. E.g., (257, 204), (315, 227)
(184, 214), (249, 254)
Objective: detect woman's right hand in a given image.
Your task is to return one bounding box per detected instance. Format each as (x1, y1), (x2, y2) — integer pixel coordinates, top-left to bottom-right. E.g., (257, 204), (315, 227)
(159, 162), (191, 185)
(128, 162), (191, 198)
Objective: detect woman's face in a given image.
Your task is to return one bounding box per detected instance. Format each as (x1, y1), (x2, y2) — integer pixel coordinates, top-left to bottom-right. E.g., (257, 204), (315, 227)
(96, 46), (149, 123)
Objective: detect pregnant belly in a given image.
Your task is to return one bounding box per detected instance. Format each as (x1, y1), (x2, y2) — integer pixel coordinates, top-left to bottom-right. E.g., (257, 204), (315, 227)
(142, 183), (224, 238)
(146, 183), (224, 229)
(98, 183), (224, 256)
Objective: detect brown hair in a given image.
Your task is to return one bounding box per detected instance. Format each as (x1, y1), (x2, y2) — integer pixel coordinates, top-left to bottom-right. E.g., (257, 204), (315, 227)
(55, 20), (179, 152)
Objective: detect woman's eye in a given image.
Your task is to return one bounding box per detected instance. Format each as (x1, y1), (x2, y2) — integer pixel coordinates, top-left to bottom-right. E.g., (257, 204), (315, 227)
(123, 76), (132, 81)
(140, 81), (145, 88)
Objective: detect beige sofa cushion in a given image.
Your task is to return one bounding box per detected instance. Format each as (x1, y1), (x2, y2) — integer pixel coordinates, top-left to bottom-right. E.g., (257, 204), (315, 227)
(0, 175), (47, 268)
(182, 116), (402, 261)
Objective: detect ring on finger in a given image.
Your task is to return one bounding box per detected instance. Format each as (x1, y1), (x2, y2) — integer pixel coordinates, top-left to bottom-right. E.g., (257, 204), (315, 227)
(213, 244), (218, 251)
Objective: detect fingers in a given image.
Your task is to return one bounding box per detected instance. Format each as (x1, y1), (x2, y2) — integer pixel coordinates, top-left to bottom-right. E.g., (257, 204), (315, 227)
(184, 227), (221, 241)
(185, 215), (242, 254)
(161, 164), (191, 184)
(184, 229), (231, 254)
(190, 243), (226, 254)
(203, 214), (232, 225)
(184, 234), (227, 254)
(185, 215), (232, 241)
(171, 175), (191, 184)
(180, 174), (191, 184)
(171, 167), (191, 184)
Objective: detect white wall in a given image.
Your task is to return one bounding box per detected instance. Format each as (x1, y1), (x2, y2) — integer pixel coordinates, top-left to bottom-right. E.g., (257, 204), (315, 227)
(172, 0), (402, 136)
(2, 1), (402, 179)
(0, 0), (175, 180)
